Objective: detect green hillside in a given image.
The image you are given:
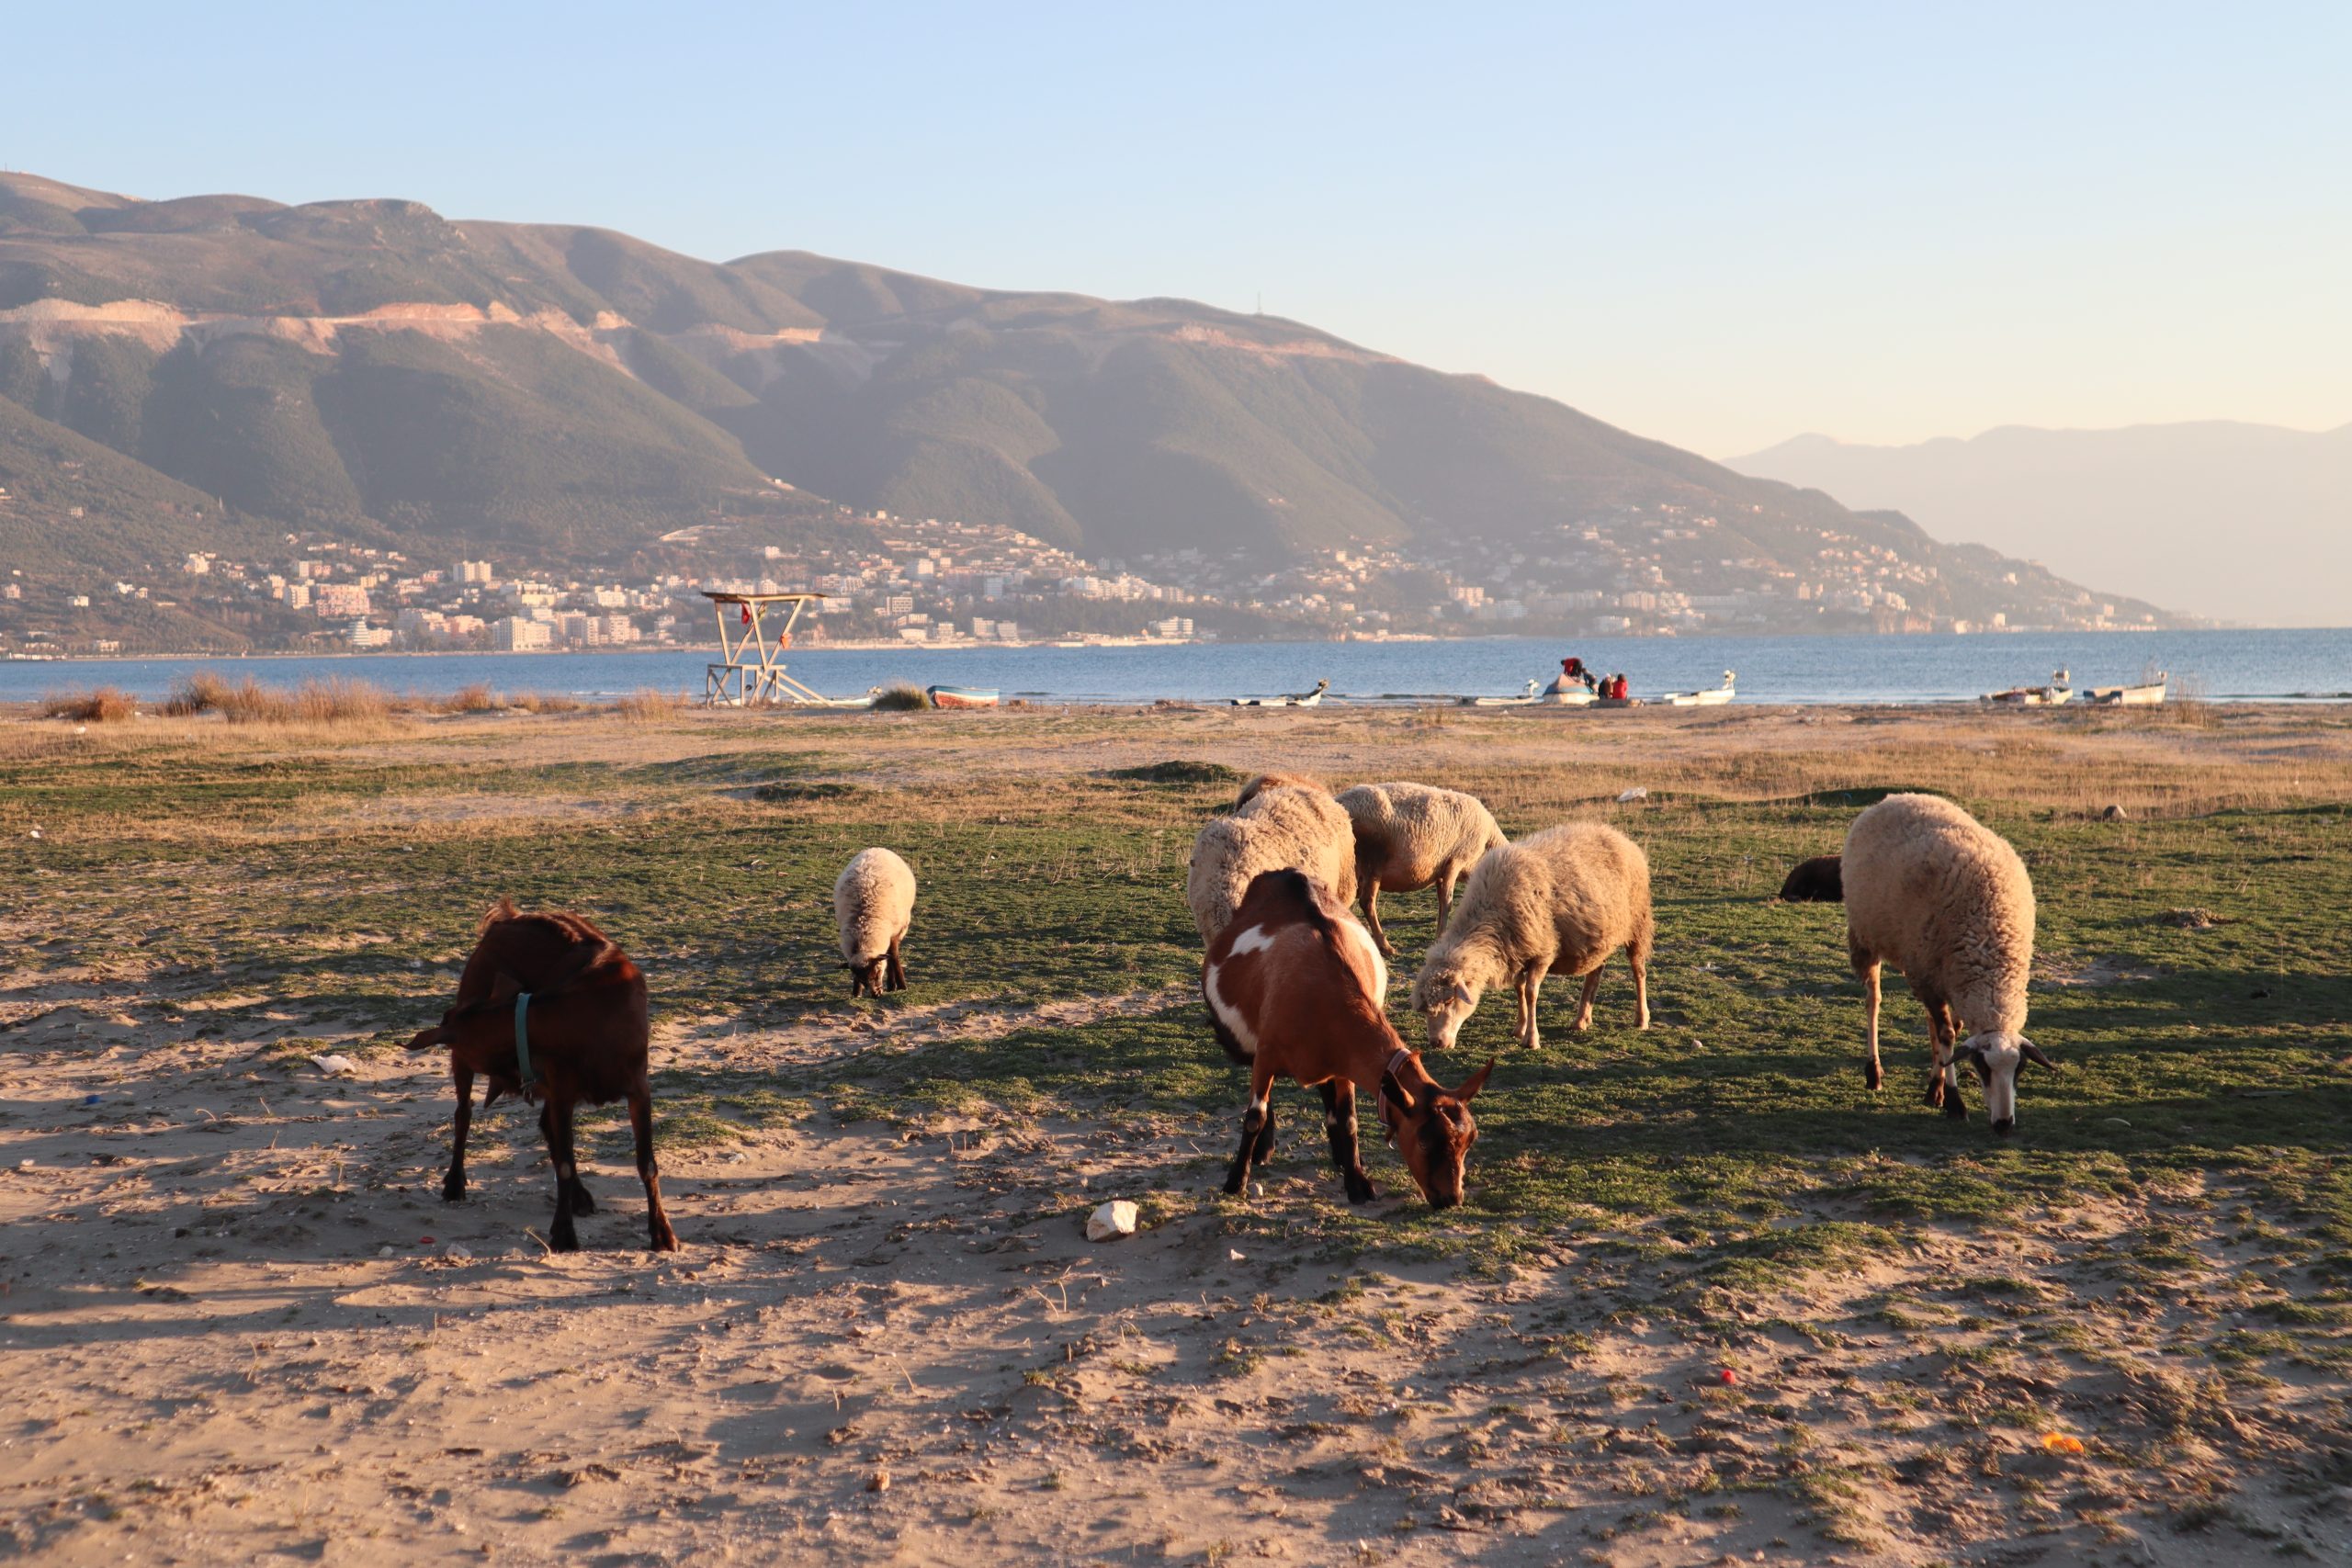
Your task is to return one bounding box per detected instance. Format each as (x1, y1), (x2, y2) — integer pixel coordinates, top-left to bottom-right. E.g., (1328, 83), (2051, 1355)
(0, 395), (279, 577)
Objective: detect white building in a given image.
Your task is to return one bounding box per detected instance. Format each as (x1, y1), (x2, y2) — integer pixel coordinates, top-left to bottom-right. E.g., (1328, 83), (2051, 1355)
(493, 616), (551, 651)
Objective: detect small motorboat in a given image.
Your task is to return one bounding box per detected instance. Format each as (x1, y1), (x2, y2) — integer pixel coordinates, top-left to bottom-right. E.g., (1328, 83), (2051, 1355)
(1984, 669), (2075, 705)
(1468, 680), (1544, 706)
(1661, 671), (1737, 706)
(1233, 678), (1329, 708)
(926, 684), (1001, 709)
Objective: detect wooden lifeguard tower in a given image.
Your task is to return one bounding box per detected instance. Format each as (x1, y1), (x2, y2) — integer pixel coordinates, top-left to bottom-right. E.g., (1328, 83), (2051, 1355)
(701, 591), (857, 707)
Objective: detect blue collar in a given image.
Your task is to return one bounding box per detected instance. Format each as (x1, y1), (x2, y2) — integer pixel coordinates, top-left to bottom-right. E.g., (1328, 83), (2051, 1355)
(514, 991), (536, 1089)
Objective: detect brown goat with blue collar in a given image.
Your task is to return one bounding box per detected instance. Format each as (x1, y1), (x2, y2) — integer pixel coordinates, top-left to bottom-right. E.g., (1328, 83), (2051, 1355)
(406, 901), (678, 1252)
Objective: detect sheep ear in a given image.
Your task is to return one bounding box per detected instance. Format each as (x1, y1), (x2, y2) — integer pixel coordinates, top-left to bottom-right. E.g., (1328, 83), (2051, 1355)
(1453, 1058), (1497, 1102)
(2020, 1039), (2060, 1071)
(1451, 982), (1474, 1006)
(1381, 1072), (1417, 1115)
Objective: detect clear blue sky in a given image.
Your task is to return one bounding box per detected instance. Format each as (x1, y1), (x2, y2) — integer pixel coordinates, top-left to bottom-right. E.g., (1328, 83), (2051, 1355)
(8, 1), (2346, 456)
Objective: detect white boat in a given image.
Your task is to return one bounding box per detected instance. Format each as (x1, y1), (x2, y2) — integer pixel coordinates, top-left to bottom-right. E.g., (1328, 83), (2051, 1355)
(1661, 671), (1737, 706)
(1233, 678), (1329, 708)
(1984, 669), (2076, 705)
(2086, 673), (2168, 705)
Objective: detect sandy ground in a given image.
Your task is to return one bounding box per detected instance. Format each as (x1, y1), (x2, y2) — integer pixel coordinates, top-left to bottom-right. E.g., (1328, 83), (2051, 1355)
(4, 705), (2350, 1564)
(6, 985), (2349, 1566)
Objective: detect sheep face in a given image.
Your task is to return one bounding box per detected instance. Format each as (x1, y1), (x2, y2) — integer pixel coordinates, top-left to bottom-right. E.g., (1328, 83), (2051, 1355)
(1377, 1059), (1494, 1208)
(847, 955), (888, 998)
(1960, 1032), (2057, 1135)
(1412, 969), (1483, 1051)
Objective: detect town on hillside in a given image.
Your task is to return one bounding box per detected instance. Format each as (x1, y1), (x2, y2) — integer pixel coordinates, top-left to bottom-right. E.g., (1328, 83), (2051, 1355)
(0, 490), (2170, 658)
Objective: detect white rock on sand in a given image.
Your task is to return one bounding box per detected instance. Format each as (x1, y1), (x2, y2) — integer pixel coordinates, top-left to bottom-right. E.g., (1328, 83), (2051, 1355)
(1085, 1199), (1138, 1241)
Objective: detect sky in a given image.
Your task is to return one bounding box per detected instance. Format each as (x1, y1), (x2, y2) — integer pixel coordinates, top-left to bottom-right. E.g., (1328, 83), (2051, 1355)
(6, 1), (2347, 457)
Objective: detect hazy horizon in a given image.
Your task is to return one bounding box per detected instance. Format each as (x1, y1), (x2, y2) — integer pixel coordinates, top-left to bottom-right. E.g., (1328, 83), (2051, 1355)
(9, 1), (2349, 457)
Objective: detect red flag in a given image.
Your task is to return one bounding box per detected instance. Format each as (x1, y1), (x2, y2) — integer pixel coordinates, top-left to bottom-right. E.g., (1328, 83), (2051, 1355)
(741, 604), (752, 626)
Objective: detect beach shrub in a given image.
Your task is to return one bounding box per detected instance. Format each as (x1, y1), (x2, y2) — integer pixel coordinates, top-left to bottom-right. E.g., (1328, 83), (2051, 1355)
(44, 687), (136, 723)
(870, 684), (931, 712)
(440, 683), (499, 715)
(163, 671), (234, 716)
(1108, 760), (1244, 785)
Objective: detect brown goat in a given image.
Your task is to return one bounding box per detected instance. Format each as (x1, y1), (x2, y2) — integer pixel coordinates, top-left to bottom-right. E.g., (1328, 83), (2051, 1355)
(1777, 854), (1844, 902)
(407, 901), (678, 1252)
(1203, 868), (1494, 1208)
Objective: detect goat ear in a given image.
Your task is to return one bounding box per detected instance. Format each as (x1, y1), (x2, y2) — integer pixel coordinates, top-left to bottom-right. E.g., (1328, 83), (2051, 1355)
(404, 1025), (447, 1052)
(1381, 1072), (1417, 1115)
(1453, 1057), (1497, 1102)
(2020, 1039), (2060, 1071)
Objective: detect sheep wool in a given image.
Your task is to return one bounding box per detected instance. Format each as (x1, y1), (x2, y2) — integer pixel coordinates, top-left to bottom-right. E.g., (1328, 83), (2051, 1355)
(1409, 820), (1652, 1051)
(1336, 782), (1509, 957)
(835, 847), (917, 996)
(1186, 775), (1359, 944)
(1841, 793), (2041, 1132)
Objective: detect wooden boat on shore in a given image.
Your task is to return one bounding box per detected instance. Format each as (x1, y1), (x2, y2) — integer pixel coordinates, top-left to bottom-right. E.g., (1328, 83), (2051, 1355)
(925, 684), (1000, 709)
(1984, 669), (2075, 705)
(2085, 674), (2168, 705)
(1661, 671), (1737, 706)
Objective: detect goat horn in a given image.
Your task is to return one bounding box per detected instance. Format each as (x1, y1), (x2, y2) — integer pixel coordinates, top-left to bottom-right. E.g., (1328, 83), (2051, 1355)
(2020, 1041), (2060, 1071)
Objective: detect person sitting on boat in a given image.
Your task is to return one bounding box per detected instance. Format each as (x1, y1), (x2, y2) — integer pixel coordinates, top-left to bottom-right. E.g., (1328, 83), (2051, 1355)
(1609, 673), (1629, 701)
(1545, 657), (1598, 697)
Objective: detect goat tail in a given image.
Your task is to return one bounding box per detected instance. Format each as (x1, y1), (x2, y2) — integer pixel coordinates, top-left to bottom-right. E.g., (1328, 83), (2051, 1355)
(477, 895), (521, 933)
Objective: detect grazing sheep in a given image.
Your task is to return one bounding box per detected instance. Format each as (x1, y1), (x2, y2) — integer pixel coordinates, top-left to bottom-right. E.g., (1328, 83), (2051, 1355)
(1842, 793), (2054, 1135)
(835, 847), (916, 997)
(1409, 821), (1652, 1051)
(1204, 869), (1494, 1207)
(408, 904), (678, 1252)
(1778, 854), (1844, 902)
(1336, 781), (1509, 958)
(1186, 773), (1358, 944)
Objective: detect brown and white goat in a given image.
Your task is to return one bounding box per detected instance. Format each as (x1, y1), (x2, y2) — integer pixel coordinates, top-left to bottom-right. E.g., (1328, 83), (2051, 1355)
(407, 901), (679, 1252)
(1202, 869), (1494, 1208)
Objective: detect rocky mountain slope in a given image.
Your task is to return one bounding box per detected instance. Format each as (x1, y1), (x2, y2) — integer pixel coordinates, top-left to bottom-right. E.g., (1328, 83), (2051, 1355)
(0, 171), (2183, 628)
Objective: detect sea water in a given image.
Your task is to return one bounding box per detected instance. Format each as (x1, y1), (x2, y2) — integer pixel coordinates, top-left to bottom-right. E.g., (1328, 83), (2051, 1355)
(4, 628), (2346, 706)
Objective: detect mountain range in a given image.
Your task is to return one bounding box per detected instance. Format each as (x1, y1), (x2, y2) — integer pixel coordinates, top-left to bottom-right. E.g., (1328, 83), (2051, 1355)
(1726, 423), (2351, 627)
(0, 170), (2181, 634)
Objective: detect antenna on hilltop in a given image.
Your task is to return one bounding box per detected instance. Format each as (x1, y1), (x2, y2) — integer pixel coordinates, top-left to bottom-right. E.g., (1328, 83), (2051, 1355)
(1254, 291), (1262, 317)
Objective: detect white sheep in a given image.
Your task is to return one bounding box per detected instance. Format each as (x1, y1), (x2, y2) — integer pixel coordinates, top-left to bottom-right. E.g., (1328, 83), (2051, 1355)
(1185, 773), (1359, 944)
(834, 847), (916, 998)
(1336, 781), (1509, 958)
(1842, 793), (2054, 1135)
(1408, 821), (1653, 1051)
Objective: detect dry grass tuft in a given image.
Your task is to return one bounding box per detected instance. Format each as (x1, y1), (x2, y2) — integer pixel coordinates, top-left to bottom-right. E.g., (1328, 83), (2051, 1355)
(616, 688), (687, 723)
(870, 684), (932, 712)
(506, 691), (584, 715)
(43, 687), (137, 723)
(163, 671), (234, 716)
(441, 683), (500, 715)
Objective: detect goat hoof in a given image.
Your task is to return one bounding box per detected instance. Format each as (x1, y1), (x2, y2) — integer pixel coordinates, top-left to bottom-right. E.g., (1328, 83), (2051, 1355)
(440, 1180), (466, 1202)
(1943, 1095), (1969, 1120)
(649, 1223), (680, 1252)
(1865, 1065), (1883, 1091)
(1222, 1175), (1248, 1198)
(1923, 1079), (1945, 1108)
(570, 1186), (597, 1216)
(1345, 1177), (1377, 1204)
